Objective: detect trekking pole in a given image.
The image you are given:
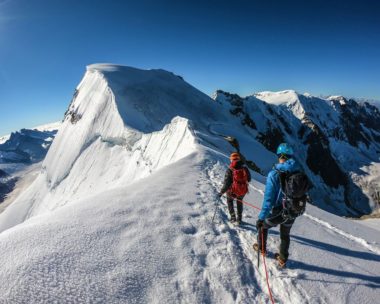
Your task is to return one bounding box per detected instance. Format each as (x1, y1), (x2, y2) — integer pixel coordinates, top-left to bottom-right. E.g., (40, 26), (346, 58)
(257, 227), (260, 268)
(211, 199), (218, 223)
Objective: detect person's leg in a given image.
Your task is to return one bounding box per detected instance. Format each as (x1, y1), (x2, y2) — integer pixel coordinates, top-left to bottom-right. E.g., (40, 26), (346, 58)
(257, 226), (269, 252)
(256, 208), (285, 252)
(279, 219), (295, 261)
(226, 195), (236, 221)
(236, 196), (243, 222)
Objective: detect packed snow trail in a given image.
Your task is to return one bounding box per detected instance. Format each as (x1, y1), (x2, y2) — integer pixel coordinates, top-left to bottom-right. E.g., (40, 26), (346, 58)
(1, 64), (379, 303)
(1, 144), (379, 304)
(0, 153), (269, 304)
(209, 162), (380, 304)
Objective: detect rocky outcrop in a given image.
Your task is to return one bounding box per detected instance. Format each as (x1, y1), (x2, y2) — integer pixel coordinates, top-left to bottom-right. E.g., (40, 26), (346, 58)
(0, 129), (57, 163)
(215, 90), (379, 216)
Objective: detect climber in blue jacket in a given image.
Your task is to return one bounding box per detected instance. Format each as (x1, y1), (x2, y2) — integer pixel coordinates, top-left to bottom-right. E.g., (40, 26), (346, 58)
(253, 143), (304, 268)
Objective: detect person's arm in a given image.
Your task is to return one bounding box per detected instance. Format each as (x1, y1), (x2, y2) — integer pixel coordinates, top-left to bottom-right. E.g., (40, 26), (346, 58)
(258, 171), (278, 220)
(245, 167), (251, 182)
(220, 169), (233, 195)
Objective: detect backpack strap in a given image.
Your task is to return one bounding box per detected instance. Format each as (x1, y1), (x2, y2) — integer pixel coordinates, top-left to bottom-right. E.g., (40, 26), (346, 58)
(275, 169), (287, 195)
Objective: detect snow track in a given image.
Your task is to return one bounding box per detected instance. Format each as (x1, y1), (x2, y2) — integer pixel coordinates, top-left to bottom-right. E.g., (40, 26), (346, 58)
(206, 160), (380, 304)
(0, 65), (379, 303)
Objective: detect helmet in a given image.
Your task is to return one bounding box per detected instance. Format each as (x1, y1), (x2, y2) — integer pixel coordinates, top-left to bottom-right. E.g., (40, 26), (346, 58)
(230, 152), (240, 161)
(276, 143), (294, 157)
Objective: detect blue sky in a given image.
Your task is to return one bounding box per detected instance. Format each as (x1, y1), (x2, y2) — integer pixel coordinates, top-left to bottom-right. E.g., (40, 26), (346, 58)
(0, 0), (379, 135)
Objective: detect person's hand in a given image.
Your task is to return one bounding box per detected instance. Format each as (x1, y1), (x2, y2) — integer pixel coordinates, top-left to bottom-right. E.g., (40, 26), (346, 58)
(256, 219), (264, 229)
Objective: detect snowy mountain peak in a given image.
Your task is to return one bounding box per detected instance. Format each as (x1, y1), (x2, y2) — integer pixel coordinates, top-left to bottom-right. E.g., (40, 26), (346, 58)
(0, 65), (380, 303)
(215, 89), (380, 215)
(0, 64), (218, 232)
(254, 89), (300, 105)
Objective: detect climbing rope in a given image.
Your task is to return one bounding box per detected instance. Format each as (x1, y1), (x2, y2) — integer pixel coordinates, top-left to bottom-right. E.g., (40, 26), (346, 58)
(220, 194), (275, 303)
(261, 230), (275, 304)
(237, 198), (262, 211)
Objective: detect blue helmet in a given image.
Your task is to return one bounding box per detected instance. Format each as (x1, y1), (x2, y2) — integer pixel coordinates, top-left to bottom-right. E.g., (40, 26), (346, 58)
(276, 143), (294, 157)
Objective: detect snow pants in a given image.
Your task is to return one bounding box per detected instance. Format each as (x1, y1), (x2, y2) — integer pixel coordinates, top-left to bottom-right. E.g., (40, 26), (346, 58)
(226, 194), (243, 221)
(257, 207), (295, 262)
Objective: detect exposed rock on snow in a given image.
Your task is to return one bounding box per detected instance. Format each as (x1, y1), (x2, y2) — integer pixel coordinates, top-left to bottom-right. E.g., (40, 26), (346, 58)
(0, 65), (379, 304)
(0, 128), (58, 164)
(215, 90), (380, 216)
(0, 123), (60, 205)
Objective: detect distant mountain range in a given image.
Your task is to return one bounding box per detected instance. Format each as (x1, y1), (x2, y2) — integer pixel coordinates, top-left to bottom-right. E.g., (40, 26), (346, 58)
(0, 122), (60, 203)
(214, 90), (380, 216)
(0, 65), (379, 303)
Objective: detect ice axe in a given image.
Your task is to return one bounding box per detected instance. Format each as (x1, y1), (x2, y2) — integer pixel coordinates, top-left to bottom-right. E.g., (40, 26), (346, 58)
(223, 136), (262, 174)
(223, 136), (240, 152)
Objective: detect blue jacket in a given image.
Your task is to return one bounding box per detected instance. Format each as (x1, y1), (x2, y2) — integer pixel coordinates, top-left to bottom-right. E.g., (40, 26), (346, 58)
(258, 158), (301, 220)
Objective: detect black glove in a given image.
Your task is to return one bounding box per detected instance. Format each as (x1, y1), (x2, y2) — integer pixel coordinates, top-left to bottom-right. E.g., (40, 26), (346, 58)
(256, 219), (264, 229)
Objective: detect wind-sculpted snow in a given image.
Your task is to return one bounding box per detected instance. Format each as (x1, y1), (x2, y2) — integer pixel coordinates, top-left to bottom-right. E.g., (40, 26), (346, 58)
(0, 116), (197, 232)
(0, 66), (207, 232)
(0, 151), (379, 304)
(0, 65), (379, 303)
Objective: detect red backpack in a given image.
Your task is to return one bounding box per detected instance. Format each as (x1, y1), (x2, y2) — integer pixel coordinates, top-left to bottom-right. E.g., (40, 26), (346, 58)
(229, 165), (249, 197)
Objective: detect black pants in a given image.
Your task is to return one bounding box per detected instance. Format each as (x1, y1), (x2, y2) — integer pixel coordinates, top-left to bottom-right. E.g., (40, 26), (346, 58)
(227, 195), (243, 221)
(257, 207), (295, 261)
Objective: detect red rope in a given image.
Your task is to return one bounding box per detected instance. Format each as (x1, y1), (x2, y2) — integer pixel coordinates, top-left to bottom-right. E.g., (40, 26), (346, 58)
(238, 198), (262, 211)
(221, 194), (262, 211)
(261, 230), (275, 304)
(220, 194), (274, 302)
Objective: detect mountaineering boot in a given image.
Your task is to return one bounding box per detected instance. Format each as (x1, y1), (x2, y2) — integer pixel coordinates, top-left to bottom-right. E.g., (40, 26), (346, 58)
(230, 214), (237, 224)
(237, 214), (242, 225)
(274, 253), (286, 268)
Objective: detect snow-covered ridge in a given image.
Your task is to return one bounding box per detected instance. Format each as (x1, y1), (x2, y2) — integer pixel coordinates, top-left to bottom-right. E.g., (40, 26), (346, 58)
(253, 90), (300, 105)
(0, 65), (379, 303)
(215, 89), (380, 216)
(0, 65), (205, 232)
(32, 121), (62, 132)
(0, 135), (9, 145)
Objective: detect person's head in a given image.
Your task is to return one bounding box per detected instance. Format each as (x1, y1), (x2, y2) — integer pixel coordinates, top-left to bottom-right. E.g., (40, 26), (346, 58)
(230, 152), (240, 163)
(276, 143), (294, 163)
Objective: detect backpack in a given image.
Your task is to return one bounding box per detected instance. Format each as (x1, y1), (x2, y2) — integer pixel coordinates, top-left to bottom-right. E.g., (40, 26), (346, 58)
(278, 171), (310, 218)
(229, 167), (249, 197)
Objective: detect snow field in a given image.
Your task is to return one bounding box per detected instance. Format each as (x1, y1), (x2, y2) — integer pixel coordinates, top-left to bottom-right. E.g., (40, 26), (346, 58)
(208, 161), (380, 304)
(0, 64), (379, 303)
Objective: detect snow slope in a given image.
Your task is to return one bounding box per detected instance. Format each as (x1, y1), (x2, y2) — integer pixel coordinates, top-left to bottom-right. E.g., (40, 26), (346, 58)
(0, 65), (379, 303)
(214, 90), (380, 216)
(0, 146), (379, 303)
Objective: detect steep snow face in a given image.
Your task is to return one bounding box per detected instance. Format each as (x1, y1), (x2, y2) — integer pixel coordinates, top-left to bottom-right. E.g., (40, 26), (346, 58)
(0, 65), (379, 303)
(86, 64), (219, 132)
(215, 90), (380, 215)
(49, 65), (218, 189)
(0, 66), (214, 231)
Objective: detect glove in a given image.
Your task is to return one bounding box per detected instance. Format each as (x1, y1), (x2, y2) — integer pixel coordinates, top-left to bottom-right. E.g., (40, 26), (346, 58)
(256, 219), (264, 229)
(218, 192), (223, 198)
